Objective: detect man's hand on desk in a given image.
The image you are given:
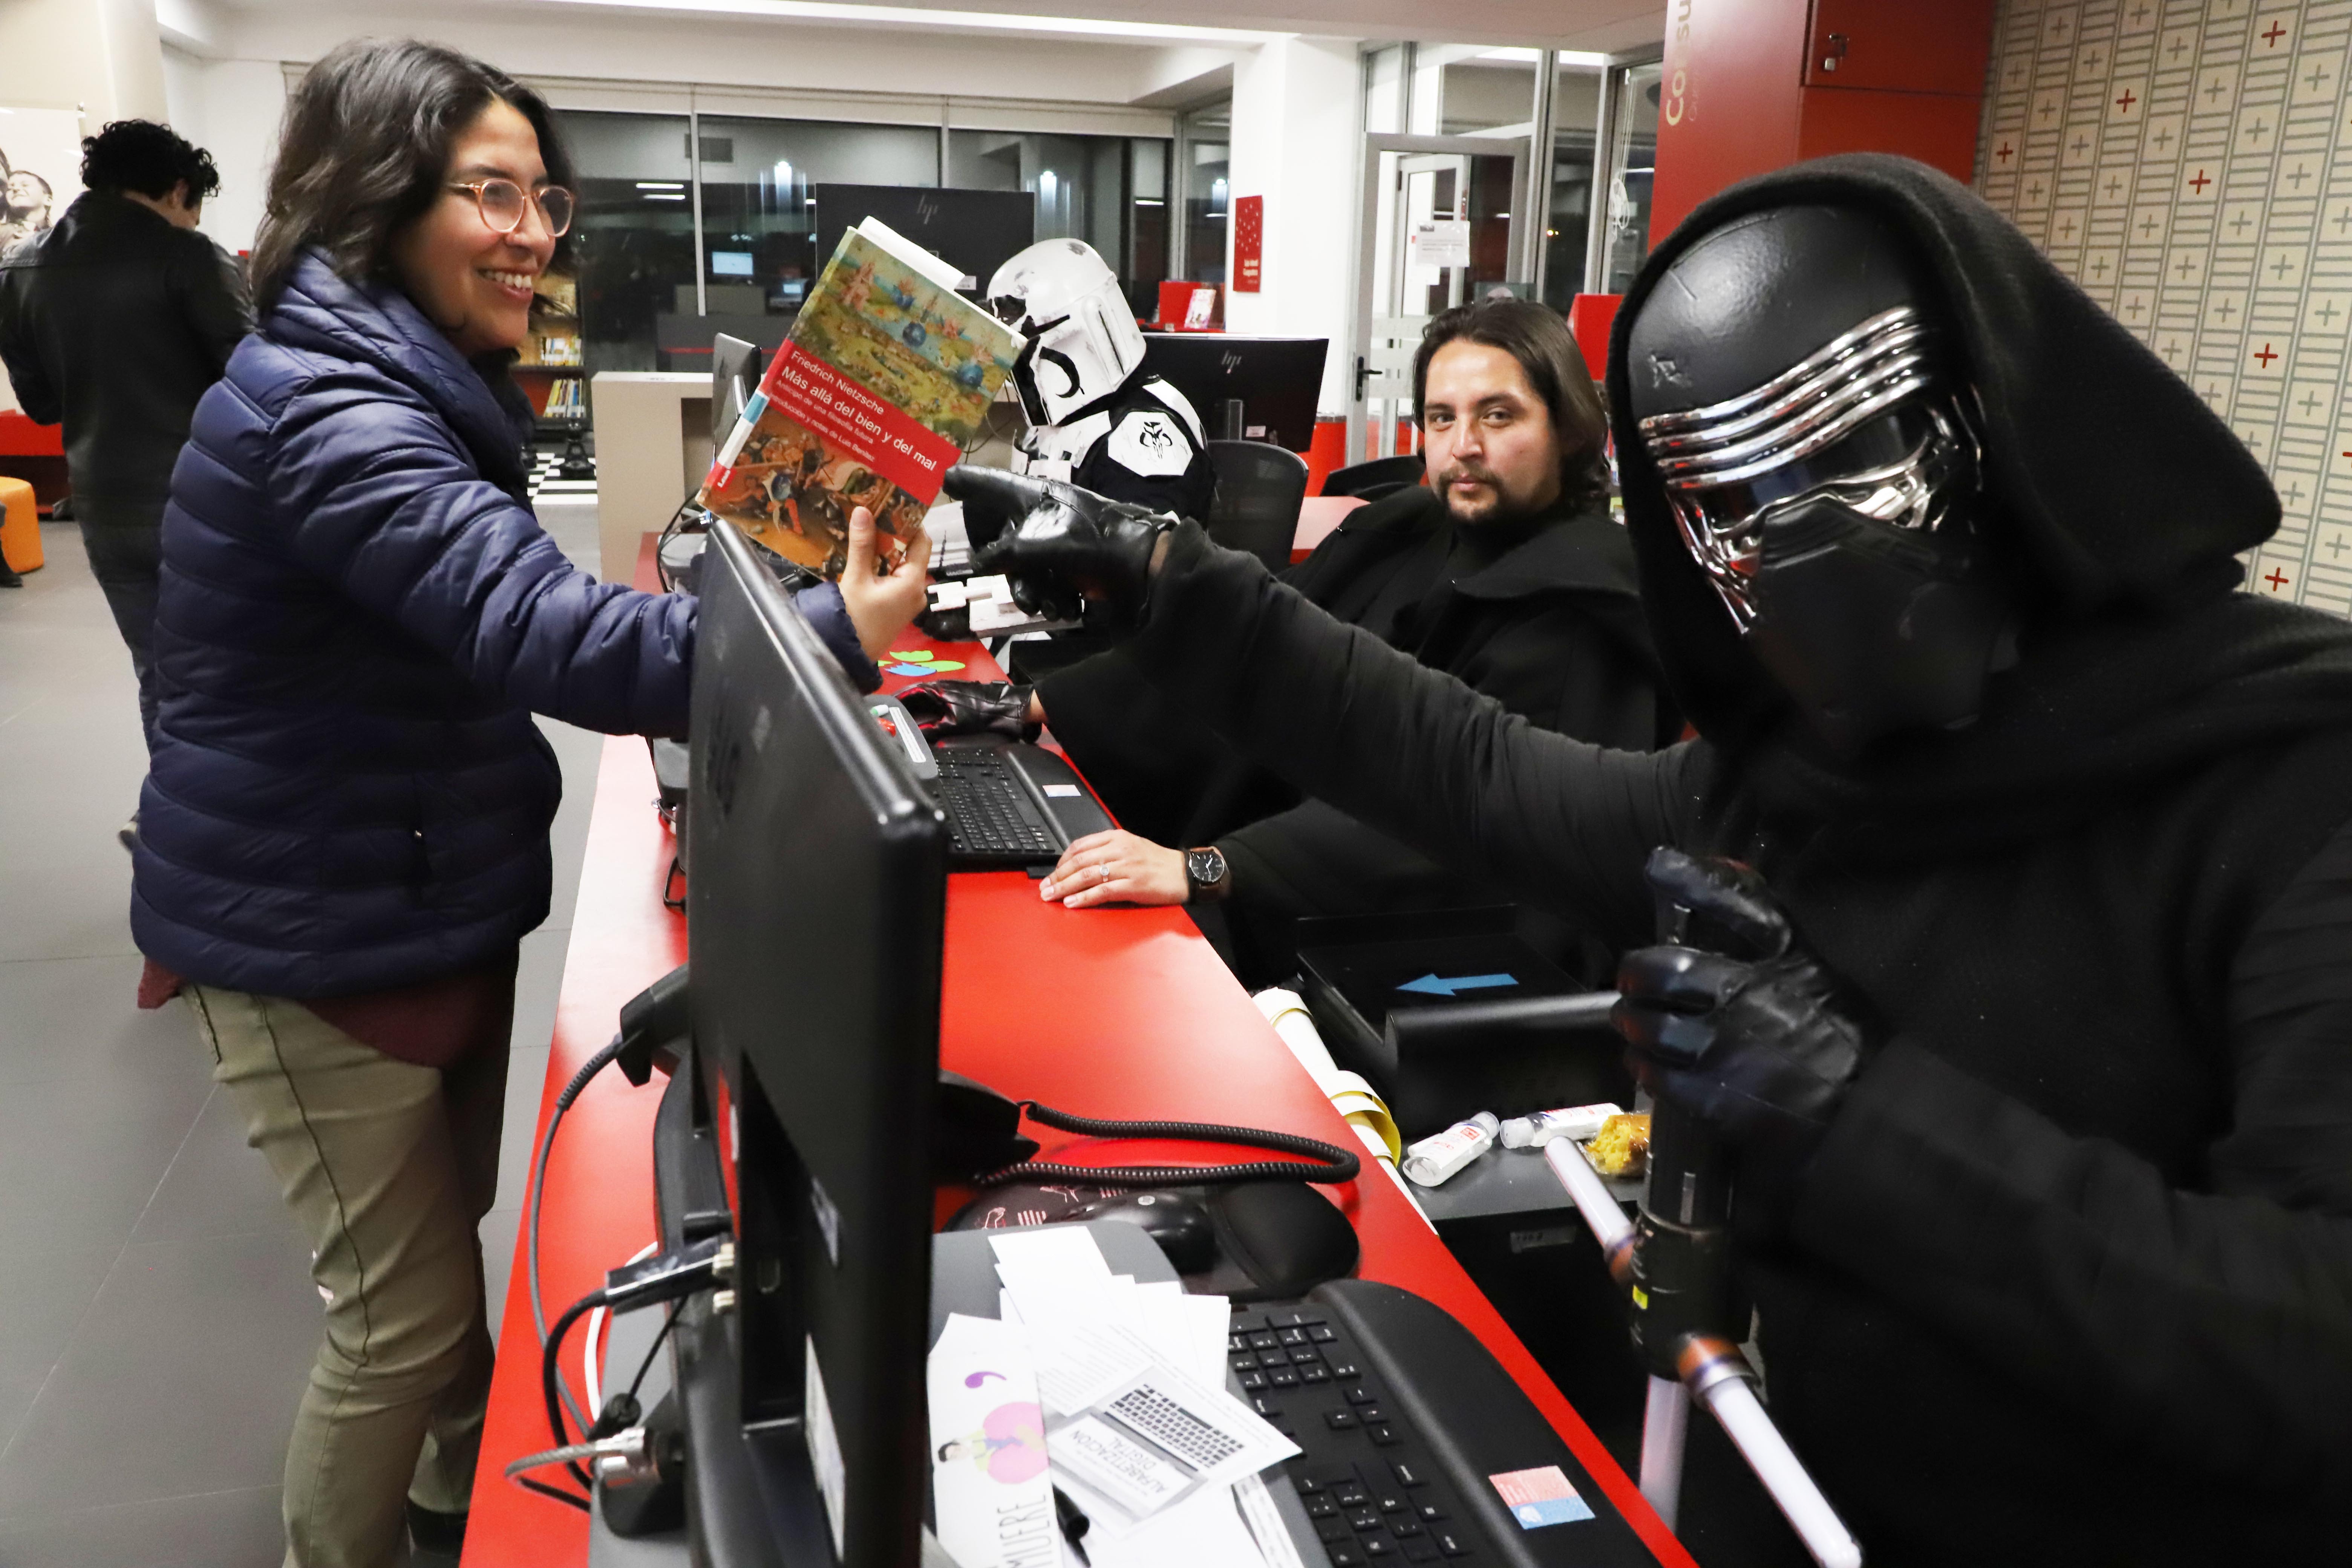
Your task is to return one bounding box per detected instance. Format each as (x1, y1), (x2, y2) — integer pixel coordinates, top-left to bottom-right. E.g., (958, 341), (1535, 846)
(839, 504), (934, 659)
(1040, 829), (1223, 908)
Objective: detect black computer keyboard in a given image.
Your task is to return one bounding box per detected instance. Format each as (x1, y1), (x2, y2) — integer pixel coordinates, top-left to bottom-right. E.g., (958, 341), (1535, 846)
(1237, 1282), (1660, 1568)
(1234, 1304), (1482, 1564)
(934, 746), (1062, 865)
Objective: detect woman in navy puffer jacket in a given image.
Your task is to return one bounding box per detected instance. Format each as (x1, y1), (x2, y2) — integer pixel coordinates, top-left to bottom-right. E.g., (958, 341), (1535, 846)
(135, 39), (929, 1568)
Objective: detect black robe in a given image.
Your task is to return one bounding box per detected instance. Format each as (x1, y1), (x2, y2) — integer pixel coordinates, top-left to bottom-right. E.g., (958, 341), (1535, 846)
(1106, 156), (2352, 1562)
(1036, 483), (1678, 982)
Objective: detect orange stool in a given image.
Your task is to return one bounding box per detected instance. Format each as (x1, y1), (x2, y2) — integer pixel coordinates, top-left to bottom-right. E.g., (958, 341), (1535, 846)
(0, 476), (43, 573)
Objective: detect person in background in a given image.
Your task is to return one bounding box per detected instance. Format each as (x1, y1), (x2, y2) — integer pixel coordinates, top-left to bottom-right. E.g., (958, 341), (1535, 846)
(943, 299), (1678, 986)
(0, 167), (54, 248)
(135, 38), (928, 1568)
(0, 121), (250, 810)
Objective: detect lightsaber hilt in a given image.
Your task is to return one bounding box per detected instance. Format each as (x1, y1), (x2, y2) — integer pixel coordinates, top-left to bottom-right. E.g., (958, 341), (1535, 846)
(1540, 985), (1865, 1567)
(1628, 1098), (1738, 1381)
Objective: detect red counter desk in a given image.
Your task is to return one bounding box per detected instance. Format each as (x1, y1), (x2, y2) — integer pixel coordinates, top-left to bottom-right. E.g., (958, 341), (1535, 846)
(461, 536), (1693, 1568)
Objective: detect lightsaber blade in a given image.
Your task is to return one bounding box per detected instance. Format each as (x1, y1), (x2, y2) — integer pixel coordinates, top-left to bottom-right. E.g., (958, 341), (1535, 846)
(1698, 1375), (1863, 1568)
(1638, 1375), (1688, 1527)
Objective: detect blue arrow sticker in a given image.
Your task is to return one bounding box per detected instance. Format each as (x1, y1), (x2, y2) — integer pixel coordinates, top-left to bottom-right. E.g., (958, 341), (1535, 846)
(1395, 972), (1519, 998)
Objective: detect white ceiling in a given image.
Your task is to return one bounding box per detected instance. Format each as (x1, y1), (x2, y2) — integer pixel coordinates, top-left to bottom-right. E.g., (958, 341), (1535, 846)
(205, 0), (1667, 54)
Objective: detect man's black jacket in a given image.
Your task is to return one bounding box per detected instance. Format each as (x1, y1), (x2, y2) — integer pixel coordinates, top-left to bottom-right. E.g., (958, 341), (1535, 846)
(0, 190), (251, 505)
(1037, 483), (1678, 977)
(1106, 157), (2352, 1561)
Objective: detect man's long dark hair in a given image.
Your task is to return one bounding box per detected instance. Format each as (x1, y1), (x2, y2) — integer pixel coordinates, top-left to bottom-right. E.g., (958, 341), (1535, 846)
(250, 38), (574, 314)
(1412, 297), (1611, 510)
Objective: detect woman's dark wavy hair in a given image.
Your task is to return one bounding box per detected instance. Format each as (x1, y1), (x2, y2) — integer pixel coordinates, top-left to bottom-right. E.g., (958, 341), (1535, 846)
(250, 38), (574, 314)
(1411, 297), (1612, 510)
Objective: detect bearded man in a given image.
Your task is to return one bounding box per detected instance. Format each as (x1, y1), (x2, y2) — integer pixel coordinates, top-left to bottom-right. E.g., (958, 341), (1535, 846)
(936, 296), (1679, 985)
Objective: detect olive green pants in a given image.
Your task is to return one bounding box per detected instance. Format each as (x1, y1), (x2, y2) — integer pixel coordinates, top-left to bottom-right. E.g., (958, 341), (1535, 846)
(186, 985), (511, 1568)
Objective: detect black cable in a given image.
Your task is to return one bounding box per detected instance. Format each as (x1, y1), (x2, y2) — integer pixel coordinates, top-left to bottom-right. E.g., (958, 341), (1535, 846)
(654, 494), (707, 593)
(544, 1289), (609, 1492)
(529, 1034), (628, 1438)
(974, 1101), (1360, 1189)
(517, 1475), (593, 1513)
(624, 1305), (680, 1406)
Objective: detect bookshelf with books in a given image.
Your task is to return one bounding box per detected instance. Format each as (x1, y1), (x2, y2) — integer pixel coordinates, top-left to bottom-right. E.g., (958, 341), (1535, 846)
(517, 270), (586, 430)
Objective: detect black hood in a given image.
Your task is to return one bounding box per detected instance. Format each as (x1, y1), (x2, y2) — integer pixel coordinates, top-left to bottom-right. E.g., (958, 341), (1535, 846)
(1606, 153), (2279, 747)
(1605, 154), (2352, 861)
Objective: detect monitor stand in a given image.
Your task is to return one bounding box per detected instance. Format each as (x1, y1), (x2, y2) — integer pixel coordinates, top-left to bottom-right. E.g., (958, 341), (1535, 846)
(646, 1055), (831, 1568)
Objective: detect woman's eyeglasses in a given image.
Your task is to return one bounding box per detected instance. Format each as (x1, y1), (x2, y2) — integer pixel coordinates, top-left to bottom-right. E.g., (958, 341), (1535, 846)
(447, 179), (576, 239)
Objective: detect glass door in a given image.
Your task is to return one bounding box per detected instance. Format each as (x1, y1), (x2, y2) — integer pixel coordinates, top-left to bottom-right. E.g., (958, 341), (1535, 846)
(1592, 60), (1662, 294)
(1350, 133), (1525, 464)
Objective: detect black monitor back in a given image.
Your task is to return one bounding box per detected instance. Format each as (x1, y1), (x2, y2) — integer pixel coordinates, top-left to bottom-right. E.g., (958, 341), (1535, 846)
(688, 519), (948, 1568)
(810, 185), (1036, 294)
(713, 334), (765, 442)
(1140, 333), (1329, 453)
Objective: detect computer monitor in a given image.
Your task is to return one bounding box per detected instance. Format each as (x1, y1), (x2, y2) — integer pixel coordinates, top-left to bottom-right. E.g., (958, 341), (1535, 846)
(684, 517), (949, 1566)
(1139, 334), (1329, 453)
(712, 334), (765, 443)
(810, 185), (1036, 296)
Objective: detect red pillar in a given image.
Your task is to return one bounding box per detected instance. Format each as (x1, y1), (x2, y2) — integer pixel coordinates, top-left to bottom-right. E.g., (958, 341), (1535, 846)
(1652, 0), (1997, 247)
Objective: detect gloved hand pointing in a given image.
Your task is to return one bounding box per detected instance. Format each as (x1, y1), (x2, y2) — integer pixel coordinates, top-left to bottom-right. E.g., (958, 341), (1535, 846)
(942, 466), (1174, 632)
(1611, 848), (1876, 1177)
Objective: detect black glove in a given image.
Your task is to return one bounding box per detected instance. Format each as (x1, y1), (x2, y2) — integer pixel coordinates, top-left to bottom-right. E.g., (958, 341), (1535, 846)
(896, 679), (1037, 740)
(1611, 848), (1874, 1170)
(943, 466), (1173, 632)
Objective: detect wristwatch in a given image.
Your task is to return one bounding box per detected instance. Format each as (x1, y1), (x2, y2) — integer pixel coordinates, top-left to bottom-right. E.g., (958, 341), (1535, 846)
(1183, 845), (1231, 903)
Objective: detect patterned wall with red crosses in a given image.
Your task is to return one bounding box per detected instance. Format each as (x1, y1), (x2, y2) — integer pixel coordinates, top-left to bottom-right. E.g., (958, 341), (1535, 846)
(1975, 0), (2352, 612)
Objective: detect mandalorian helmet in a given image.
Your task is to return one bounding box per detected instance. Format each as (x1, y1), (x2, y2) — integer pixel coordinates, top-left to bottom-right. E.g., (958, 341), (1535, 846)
(987, 239), (1146, 428)
(1627, 205), (2009, 754)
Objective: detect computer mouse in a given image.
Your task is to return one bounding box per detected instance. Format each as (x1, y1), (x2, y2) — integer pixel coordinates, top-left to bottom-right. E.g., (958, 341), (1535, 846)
(1076, 1190), (1218, 1274)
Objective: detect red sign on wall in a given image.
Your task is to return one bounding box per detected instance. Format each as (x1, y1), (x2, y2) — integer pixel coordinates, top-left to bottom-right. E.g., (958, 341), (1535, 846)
(1233, 194), (1263, 293)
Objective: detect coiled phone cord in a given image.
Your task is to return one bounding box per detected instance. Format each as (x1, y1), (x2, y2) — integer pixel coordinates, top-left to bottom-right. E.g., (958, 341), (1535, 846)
(974, 1101), (1361, 1189)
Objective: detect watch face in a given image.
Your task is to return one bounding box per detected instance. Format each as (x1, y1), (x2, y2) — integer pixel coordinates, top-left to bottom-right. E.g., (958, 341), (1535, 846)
(1186, 848), (1225, 887)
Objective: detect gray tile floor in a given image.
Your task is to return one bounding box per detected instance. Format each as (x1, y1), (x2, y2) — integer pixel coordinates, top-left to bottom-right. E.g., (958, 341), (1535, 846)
(0, 499), (606, 1565)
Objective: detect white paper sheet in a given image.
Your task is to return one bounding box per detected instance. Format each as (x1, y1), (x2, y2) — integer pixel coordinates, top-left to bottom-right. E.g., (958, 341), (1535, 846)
(1084, 1473), (1271, 1568)
(928, 1314), (1058, 1568)
(988, 1227), (1120, 1283)
(952, 1227), (1286, 1568)
(1047, 1355), (1297, 1535)
(1234, 1473), (1305, 1568)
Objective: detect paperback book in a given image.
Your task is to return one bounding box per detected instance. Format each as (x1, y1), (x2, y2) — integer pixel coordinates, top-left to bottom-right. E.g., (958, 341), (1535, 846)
(699, 217), (1022, 576)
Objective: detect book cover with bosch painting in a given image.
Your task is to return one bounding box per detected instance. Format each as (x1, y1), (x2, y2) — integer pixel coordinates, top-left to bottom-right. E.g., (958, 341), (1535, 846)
(700, 219), (1021, 576)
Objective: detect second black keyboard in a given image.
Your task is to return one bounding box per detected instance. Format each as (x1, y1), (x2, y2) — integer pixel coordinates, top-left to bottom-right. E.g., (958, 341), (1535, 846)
(934, 746), (1062, 865)
(1237, 1281), (1660, 1568)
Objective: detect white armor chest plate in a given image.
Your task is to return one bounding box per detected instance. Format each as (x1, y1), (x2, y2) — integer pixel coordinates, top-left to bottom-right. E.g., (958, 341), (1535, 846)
(1012, 410), (1113, 484)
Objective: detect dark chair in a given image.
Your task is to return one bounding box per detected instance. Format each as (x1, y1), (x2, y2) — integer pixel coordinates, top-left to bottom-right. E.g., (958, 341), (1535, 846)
(1319, 452), (1426, 501)
(1205, 440), (1312, 573)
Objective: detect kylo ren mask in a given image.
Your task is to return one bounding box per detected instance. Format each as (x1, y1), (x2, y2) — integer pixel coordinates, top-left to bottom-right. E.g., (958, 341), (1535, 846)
(1628, 205), (2012, 755)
